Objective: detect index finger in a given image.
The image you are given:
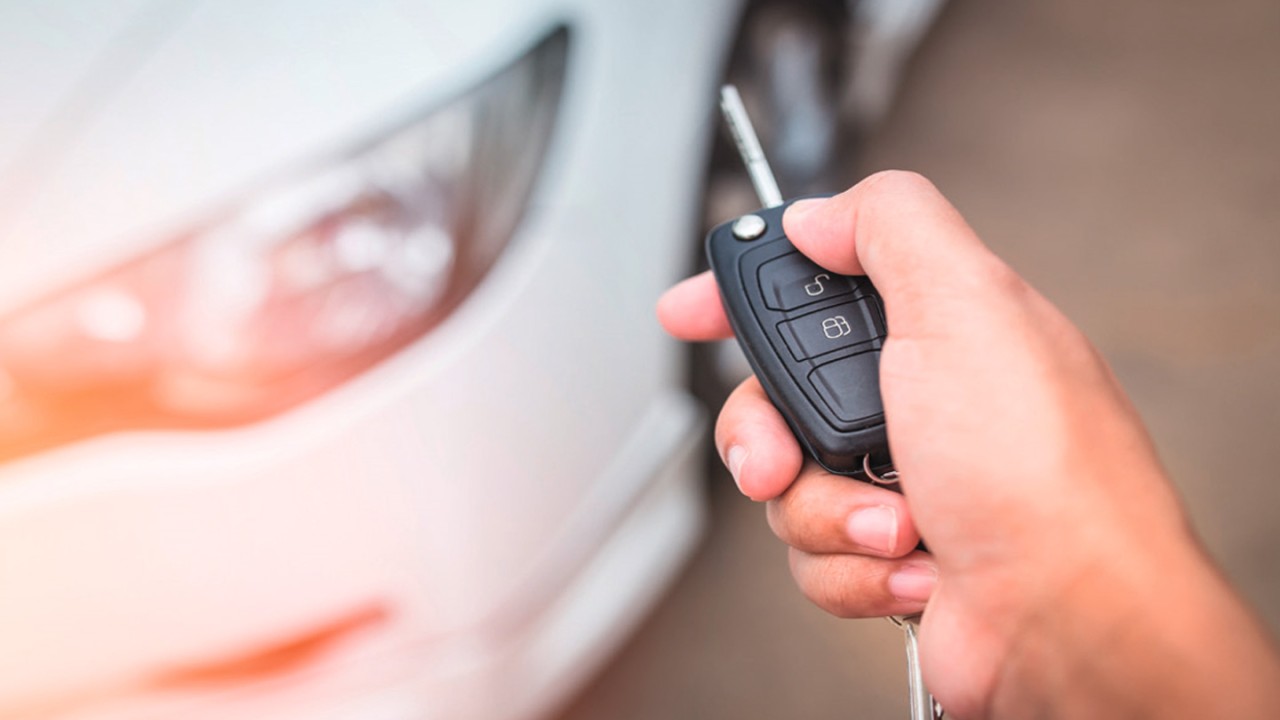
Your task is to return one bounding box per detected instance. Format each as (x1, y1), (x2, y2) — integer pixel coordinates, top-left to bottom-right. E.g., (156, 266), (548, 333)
(656, 270), (734, 341)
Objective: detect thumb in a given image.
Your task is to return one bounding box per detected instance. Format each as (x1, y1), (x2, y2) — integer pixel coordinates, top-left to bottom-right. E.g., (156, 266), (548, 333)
(782, 171), (1015, 340)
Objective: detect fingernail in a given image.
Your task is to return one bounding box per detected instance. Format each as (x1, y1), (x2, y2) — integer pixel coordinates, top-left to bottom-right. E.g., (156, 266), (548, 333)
(889, 564), (938, 603)
(726, 445), (749, 491)
(846, 505), (898, 554)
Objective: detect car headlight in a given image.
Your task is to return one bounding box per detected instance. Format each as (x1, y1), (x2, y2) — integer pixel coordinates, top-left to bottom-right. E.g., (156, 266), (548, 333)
(0, 26), (568, 463)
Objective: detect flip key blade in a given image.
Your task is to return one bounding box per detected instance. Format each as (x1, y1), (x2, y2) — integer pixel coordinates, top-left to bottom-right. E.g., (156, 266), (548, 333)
(719, 85), (784, 209)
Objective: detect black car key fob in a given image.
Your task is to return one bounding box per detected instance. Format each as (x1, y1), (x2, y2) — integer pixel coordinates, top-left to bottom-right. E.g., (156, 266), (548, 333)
(712, 90), (934, 716)
(709, 87), (895, 482)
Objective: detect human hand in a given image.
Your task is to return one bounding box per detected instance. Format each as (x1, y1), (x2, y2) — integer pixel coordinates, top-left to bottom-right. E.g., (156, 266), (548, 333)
(658, 171), (1280, 718)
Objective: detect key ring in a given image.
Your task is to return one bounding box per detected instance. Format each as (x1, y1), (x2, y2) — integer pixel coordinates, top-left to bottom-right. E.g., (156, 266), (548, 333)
(878, 465), (943, 719)
(862, 454), (900, 485)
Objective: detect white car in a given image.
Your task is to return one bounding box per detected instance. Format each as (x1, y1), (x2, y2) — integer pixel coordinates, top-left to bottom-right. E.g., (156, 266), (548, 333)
(0, 1), (941, 718)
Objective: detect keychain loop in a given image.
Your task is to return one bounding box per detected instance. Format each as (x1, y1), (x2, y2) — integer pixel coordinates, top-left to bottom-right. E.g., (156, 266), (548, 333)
(863, 454), (900, 485)
(881, 475), (943, 719)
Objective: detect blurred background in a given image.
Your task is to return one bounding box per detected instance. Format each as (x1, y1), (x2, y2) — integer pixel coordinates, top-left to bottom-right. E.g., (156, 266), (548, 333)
(563, 0), (1280, 718)
(0, 0), (1276, 719)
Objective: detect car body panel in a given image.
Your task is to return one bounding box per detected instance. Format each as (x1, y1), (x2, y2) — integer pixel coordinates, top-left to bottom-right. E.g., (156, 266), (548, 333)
(0, 0), (738, 715)
(0, 0), (156, 177)
(1, 0), (573, 311)
(0, 0), (949, 716)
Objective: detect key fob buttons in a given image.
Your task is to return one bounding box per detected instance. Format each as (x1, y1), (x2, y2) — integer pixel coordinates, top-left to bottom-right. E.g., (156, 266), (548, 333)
(757, 253), (859, 310)
(707, 200), (891, 476)
(777, 298), (885, 361)
(809, 352), (884, 423)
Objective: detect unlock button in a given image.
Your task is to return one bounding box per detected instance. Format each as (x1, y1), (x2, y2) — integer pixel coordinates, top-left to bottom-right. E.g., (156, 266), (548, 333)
(758, 253), (858, 310)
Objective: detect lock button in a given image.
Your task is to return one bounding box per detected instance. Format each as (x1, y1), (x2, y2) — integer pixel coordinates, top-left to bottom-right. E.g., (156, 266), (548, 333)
(758, 252), (858, 311)
(776, 298), (885, 361)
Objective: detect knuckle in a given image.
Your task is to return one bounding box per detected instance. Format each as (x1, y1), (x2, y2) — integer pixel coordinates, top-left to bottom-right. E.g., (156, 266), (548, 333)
(766, 490), (805, 546)
(790, 552), (846, 616)
(979, 258), (1030, 298)
(791, 551), (880, 619)
(712, 386), (751, 455)
(768, 481), (823, 549)
(714, 378), (757, 438)
(712, 410), (733, 456)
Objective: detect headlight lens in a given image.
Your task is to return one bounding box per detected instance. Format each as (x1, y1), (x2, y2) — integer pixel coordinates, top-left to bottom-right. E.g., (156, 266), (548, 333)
(0, 26), (568, 463)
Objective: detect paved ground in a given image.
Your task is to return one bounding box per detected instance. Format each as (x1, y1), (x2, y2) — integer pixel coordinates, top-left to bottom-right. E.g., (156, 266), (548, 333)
(560, 0), (1280, 717)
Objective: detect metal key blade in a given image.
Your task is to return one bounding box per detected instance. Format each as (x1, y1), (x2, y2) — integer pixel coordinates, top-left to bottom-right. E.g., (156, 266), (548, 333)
(719, 85), (784, 209)
(891, 615), (943, 719)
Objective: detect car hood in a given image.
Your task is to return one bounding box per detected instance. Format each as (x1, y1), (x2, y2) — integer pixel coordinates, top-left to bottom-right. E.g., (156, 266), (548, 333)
(0, 0), (573, 312)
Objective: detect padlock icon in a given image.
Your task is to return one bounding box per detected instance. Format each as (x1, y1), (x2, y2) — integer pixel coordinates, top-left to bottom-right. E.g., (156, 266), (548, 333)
(804, 273), (830, 297)
(821, 315), (852, 339)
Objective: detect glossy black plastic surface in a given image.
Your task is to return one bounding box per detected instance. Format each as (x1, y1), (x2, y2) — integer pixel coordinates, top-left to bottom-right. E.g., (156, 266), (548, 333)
(707, 199), (893, 479)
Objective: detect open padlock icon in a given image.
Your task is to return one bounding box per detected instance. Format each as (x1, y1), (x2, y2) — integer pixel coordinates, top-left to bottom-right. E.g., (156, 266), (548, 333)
(804, 273), (830, 297)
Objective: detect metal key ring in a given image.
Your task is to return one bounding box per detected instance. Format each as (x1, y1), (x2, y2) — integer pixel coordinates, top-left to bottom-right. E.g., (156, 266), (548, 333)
(862, 454), (900, 485)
